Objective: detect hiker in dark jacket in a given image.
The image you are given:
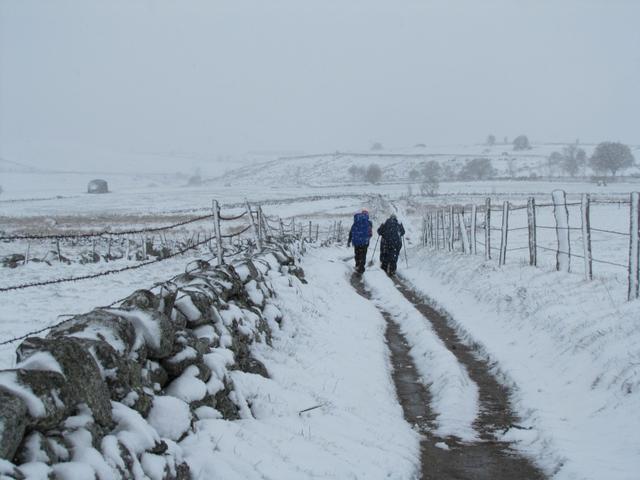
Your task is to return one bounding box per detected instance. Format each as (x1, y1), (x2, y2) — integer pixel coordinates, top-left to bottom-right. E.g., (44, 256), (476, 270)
(377, 214), (405, 276)
(347, 209), (373, 274)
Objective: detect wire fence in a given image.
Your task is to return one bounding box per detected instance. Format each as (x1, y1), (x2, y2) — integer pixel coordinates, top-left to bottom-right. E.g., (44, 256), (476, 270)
(0, 240), (259, 347)
(0, 213), (215, 241)
(420, 190), (640, 302)
(0, 199), (338, 346)
(0, 200), (323, 294)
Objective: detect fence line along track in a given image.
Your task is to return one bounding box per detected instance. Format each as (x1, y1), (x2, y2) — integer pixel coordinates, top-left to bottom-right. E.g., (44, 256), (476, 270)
(0, 243), (255, 347)
(0, 199), (324, 294)
(420, 190), (640, 302)
(0, 214), (215, 241)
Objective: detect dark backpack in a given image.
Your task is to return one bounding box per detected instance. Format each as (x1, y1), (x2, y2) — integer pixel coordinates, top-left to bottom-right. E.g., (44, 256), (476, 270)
(382, 218), (403, 246)
(351, 213), (371, 247)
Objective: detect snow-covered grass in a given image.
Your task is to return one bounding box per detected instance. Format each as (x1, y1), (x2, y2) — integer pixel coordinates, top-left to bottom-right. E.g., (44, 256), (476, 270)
(399, 247), (640, 480)
(180, 248), (420, 479)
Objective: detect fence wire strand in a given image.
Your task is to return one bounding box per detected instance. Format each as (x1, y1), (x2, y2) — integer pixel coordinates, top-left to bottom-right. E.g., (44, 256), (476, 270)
(0, 236), (216, 292)
(0, 214), (215, 241)
(219, 211), (248, 221)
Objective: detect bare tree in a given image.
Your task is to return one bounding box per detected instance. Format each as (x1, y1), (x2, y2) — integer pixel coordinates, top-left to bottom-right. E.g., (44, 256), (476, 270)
(420, 178), (439, 195)
(547, 151), (563, 176)
(421, 160), (442, 180)
(560, 144), (587, 177)
(458, 158), (496, 180)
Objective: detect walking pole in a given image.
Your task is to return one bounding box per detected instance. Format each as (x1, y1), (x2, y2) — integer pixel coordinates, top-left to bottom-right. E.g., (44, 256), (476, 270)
(402, 236), (409, 268)
(368, 236), (380, 267)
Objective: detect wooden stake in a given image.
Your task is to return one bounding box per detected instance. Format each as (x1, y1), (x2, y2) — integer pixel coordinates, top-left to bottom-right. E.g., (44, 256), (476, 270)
(527, 197), (537, 266)
(448, 206), (454, 251)
(581, 194), (592, 280)
(212, 200), (224, 265)
(628, 192), (639, 300)
(459, 212), (470, 254)
(552, 190), (570, 272)
(485, 198), (491, 260)
(499, 201), (509, 266)
(470, 205), (477, 255)
(245, 200), (263, 251)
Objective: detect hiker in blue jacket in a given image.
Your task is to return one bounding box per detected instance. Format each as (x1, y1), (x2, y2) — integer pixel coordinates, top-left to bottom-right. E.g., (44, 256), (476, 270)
(377, 214), (405, 276)
(347, 209), (373, 274)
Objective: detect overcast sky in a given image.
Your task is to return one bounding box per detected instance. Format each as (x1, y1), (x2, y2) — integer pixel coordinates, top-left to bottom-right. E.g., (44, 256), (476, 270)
(1, 0), (639, 171)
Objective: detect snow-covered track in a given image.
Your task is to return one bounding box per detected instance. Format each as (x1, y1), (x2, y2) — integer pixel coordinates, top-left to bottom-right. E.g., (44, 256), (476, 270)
(350, 272), (545, 479)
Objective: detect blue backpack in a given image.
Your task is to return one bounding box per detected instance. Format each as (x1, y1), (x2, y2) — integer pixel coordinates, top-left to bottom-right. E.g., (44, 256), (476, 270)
(351, 213), (370, 247)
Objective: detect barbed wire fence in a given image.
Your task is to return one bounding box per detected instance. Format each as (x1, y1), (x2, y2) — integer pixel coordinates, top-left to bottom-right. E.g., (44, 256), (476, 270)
(419, 190), (640, 301)
(0, 199), (340, 346)
(0, 199), (329, 295)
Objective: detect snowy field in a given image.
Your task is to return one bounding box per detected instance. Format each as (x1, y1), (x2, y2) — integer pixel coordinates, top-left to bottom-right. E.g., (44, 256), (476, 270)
(1, 170), (640, 479)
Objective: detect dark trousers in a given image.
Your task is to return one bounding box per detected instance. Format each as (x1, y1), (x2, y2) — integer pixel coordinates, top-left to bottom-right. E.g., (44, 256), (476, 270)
(381, 242), (401, 275)
(387, 256), (399, 275)
(354, 245), (368, 273)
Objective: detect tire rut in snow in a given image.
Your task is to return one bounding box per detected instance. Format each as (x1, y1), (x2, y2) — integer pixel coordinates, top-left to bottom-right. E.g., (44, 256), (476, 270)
(349, 273), (546, 480)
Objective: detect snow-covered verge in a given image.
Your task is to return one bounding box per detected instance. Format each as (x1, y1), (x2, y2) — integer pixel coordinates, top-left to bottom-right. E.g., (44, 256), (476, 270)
(400, 247), (640, 480)
(0, 244), (302, 479)
(180, 247), (420, 479)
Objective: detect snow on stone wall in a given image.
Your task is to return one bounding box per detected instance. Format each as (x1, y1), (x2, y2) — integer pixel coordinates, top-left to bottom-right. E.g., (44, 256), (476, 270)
(0, 244), (302, 479)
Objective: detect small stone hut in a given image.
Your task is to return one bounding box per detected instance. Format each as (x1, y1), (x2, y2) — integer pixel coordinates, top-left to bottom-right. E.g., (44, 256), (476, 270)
(87, 179), (109, 194)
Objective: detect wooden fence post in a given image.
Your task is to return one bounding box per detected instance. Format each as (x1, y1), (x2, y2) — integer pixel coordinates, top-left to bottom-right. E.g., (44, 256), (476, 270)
(316, 224), (319, 242)
(259, 206), (270, 242)
(292, 217), (296, 236)
(459, 212), (470, 254)
(141, 235), (147, 260)
(256, 207), (263, 243)
(448, 206), (454, 251)
(581, 194), (592, 280)
(484, 198), (491, 260)
(245, 200), (263, 251)
(470, 205), (477, 255)
(552, 189), (570, 272)
(212, 200), (224, 265)
(429, 213), (435, 247)
(279, 219), (285, 239)
(440, 209), (446, 250)
(628, 192), (640, 300)
(527, 197), (537, 266)
(499, 201), (509, 266)
(435, 211), (440, 250)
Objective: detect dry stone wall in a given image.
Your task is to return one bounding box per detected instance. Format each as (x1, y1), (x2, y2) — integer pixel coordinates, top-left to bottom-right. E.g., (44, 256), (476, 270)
(0, 244), (303, 479)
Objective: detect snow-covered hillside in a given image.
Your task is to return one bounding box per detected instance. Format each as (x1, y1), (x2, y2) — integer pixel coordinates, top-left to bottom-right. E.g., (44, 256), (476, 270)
(216, 144), (640, 187)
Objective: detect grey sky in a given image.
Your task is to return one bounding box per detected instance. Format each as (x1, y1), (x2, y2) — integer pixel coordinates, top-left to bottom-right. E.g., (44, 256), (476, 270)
(1, 0), (639, 171)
